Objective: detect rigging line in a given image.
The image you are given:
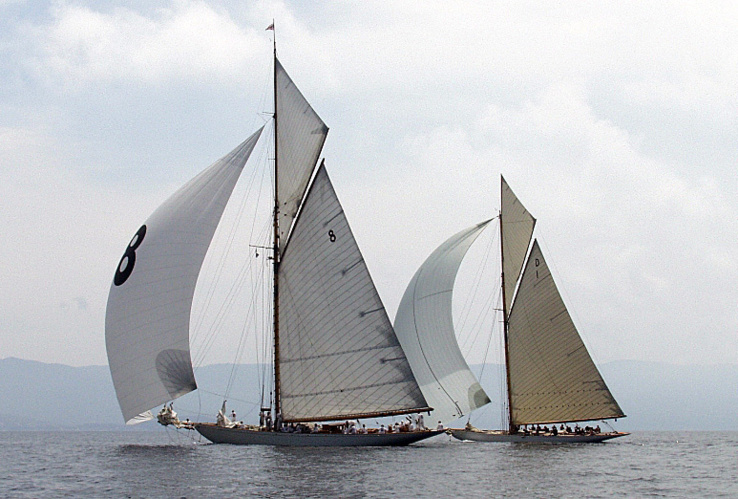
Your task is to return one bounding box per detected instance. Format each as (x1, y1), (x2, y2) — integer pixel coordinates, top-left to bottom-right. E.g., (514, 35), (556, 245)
(194, 230), (266, 367)
(225, 252), (270, 396)
(477, 304), (500, 385)
(193, 260), (252, 367)
(195, 388), (262, 407)
(193, 206), (271, 365)
(258, 232), (274, 407)
(497, 304), (508, 429)
(460, 287), (499, 357)
(254, 221), (274, 404)
(457, 226), (498, 334)
(190, 128), (267, 341)
(465, 283), (500, 352)
(458, 249), (499, 354)
(258, 252), (273, 402)
(193, 137), (270, 343)
(252, 247), (266, 396)
(245, 167), (272, 395)
(454, 226), (499, 357)
(224, 151), (272, 393)
(194, 128), (269, 349)
(459, 241), (500, 355)
(462, 252), (496, 347)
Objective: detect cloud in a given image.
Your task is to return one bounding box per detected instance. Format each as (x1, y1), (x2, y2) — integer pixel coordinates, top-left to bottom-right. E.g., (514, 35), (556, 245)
(24, 2), (265, 89)
(344, 75), (738, 365)
(2, 1), (737, 367)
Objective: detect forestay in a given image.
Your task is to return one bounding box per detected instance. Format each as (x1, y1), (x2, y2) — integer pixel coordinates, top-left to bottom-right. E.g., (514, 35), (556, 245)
(278, 163), (429, 422)
(105, 128), (263, 424)
(501, 176), (535, 314)
(394, 221), (493, 424)
(507, 240), (625, 424)
(275, 58), (329, 249)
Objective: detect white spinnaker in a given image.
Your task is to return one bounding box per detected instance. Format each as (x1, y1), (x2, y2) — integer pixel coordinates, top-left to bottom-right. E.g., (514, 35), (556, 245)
(394, 221), (493, 425)
(507, 240), (625, 424)
(276, 58), (329, 249)
(105, 128), (263, 424)
(278, 163), (429, 422)
(501, 176), (535, 314)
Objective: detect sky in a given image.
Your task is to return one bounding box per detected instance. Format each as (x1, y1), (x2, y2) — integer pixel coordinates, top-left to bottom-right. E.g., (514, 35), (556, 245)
(1, 0), (737, 368)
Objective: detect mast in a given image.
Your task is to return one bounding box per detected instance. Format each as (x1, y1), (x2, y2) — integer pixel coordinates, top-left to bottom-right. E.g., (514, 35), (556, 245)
(499, 177), (515, 434)
(271, 26), (282, 417)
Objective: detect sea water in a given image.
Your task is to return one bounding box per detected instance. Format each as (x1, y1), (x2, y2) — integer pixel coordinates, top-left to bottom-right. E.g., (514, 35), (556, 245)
(0, 431), (735, 497)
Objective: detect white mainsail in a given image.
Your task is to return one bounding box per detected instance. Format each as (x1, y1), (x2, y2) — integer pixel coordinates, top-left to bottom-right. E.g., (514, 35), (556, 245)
(278, 163), (430, 422)
(393, 221), (493, 424)
(105, 128), (263, 424)
(275, 58), (329, 249)
(501, 176), (535, 314)
(507, 240), (625, 424)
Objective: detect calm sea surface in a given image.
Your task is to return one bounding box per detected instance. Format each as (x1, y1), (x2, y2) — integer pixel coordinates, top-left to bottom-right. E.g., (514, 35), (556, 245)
(0, 431), (735, 498)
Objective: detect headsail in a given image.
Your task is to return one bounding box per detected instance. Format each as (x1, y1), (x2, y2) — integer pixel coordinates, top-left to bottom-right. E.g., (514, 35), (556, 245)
(105, 128), (263, 424)
(501, 176), (535, 314)
(277, 163), (430, 422)
(394, 222), (493, 424)
(275, 58), (329, 249)
(507, 240), (625, 424)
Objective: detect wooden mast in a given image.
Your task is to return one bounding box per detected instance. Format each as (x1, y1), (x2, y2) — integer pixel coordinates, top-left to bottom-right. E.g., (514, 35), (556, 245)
(271, 25), (282, 418)
(499, 176), (515, 434)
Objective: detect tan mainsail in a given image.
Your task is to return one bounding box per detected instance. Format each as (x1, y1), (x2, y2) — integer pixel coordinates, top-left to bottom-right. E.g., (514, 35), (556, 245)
(507, 241), (625, 424)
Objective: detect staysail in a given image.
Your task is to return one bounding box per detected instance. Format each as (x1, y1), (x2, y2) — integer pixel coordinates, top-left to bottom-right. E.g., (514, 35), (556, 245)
(277, 163), (430, 422)
(275, 58), (329, 249)
(507, 240), (625, 424)
(393, 222), (493, 424)
(105, 128), (263, 424)
(501, 176), (535, 314)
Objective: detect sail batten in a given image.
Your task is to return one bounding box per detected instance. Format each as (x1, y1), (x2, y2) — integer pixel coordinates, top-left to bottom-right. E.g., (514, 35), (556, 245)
(507, 240), (625, 425)
(394, 221), (493, 424)
(278, 163), (429, 422)
(105, 127), (263, 424)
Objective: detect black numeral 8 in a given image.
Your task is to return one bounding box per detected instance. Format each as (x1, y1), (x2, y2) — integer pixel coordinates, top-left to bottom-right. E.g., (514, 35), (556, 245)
(114, 225), (147, 286)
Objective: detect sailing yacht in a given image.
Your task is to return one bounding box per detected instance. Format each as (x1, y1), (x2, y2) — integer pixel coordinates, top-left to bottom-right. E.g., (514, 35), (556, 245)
(105, 39), (442, 446)
(393, 176), (629, 443)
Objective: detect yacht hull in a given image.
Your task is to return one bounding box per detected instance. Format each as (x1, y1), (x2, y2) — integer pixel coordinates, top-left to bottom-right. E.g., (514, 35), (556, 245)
(450, 429), (629, 443)
(195, 424), (444, 447)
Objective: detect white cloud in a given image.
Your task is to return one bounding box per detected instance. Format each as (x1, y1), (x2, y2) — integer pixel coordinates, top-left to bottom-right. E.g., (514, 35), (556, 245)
(2, 0), (737, 367)
(26, 1), (265, 88)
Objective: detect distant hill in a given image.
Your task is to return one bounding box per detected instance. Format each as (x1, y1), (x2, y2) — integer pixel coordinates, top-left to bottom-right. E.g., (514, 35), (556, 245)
(1, 357), (735, 431)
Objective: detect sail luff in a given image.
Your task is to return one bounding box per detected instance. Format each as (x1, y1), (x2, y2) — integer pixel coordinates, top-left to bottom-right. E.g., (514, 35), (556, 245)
(499, 175), (536, 431)
(272, 39), (282, 417)
(499, 184), (514, 433)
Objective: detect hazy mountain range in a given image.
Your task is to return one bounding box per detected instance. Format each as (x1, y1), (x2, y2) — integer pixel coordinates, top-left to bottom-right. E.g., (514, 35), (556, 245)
(1, 357), (735, 431)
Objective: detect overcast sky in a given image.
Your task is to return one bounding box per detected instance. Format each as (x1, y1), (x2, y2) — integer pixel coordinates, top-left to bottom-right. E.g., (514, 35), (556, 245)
(2, 0), (736, 368)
